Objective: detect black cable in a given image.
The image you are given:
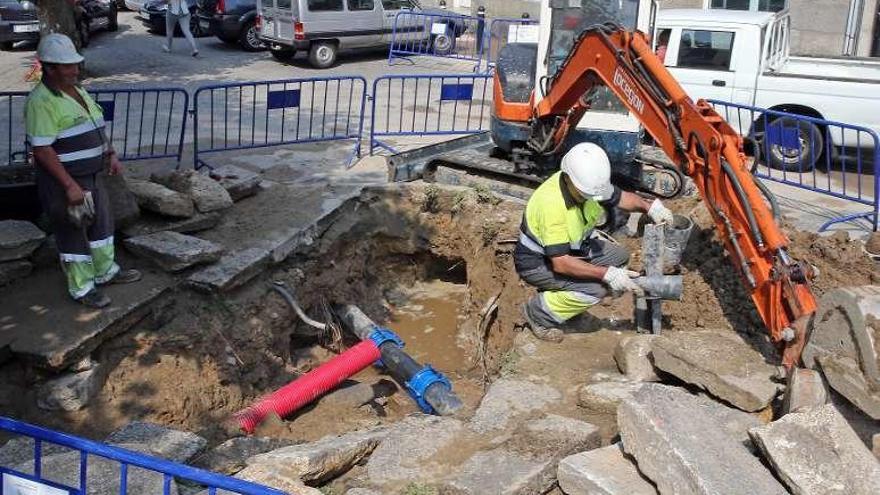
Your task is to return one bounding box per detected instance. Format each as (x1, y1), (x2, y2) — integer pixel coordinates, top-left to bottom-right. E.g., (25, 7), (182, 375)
(720, 159), (765, 248)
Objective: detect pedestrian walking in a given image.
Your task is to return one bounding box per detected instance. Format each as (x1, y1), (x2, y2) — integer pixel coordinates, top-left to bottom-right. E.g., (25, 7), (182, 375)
(162, 0), (199, 57)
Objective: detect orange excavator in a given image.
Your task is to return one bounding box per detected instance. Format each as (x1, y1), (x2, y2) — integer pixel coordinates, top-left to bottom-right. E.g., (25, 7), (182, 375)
(490, 22), (817, 368)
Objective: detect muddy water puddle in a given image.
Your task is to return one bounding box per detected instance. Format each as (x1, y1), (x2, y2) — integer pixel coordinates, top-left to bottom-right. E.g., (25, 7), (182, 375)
(382, 280), (469, 374)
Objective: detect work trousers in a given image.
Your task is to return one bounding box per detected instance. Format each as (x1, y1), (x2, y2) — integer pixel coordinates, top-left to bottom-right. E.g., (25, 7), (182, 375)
(37, 170), (118, 300)
(519, 238), (630, 329)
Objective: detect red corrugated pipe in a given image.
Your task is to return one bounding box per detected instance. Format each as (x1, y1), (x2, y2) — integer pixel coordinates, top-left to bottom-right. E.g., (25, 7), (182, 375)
(234, 339), (381, 434)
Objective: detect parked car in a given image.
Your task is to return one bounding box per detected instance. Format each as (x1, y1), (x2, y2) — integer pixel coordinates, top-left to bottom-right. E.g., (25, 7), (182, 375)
(0, 0), (39, 51)
(138, 0), (207, 37)
(656, 9), (880, 171)
(75, 0), (120, 48)
(256, 0), (465, 68)
(124, 0), (145, 11)
(196, 0), (263, 52)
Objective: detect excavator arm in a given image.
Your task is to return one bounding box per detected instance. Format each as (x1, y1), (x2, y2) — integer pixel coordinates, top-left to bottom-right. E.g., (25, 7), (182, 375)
(525, 23), (817, 366)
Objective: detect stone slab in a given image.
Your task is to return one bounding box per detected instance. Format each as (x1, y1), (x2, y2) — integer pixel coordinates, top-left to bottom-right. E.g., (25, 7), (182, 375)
(873, 433), (879, 460)
(209, 165), (262, 202)
(105, 422), (208, 463)
(442, 449), (551, 495)
(652, 330), (780, 412)
(469, 379), (562, 433)
(0, 437), (68, 467)
(578, 382), (645, 415)
(366, 415), (464, 484)
(124, 231), (224, 272)
(614, 335), (660, 382)
(193, 437), (299, 475)
(0, 260), (33, 287)
(201, 465), (322, 495)
(37, 365), (103, 411)
(618, 383), (787, 495)
(104, 172), (140, 229)
(127, 179), (194, 218)
(818, 354), (880, 419)
(121, 212), (221, 239)
(1, 268), (172, 370)
(558, 443), (657, 495)
(749, 404), (880, 495)
(186, 248), (270, 293)
(152, 170), (233, 214)
(0, 220), (45, 262)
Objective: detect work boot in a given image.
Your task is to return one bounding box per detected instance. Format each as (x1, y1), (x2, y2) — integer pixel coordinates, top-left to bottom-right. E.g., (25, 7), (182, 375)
(78, 289), (111, 309)
(522, 304), (564, 343)
(104, 268), (142, 285)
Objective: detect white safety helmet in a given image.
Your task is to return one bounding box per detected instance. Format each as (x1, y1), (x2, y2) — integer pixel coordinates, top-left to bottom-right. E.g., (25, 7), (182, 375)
(37, 33), (84, 65)
(560, 142), (614, 201)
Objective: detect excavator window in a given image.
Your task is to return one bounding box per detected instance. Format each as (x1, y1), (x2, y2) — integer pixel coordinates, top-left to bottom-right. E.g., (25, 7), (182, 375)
(677, 29), (735, 70)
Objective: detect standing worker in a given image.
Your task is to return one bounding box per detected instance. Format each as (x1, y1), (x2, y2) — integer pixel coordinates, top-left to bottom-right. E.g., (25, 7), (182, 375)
(26, 34), (141, 308)
(476, 5), (486, 53)
(515, 143), (674, 342)
(162, 0), (199, 57)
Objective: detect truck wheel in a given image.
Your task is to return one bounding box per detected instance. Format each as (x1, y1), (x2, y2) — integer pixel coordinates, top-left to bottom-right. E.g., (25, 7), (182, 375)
(239, 21), (265, 51)
(431, 29), (456, 55)
(764, 117), (824, 172)
(308, 42), (337, 69)
(270, 47), (296, 62)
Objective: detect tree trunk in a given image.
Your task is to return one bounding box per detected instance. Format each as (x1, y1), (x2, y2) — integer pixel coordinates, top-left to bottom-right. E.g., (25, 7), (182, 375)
(34, 0), (80, 49)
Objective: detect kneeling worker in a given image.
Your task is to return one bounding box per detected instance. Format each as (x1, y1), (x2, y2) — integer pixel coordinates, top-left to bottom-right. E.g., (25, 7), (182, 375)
(515, 143), (674, 342)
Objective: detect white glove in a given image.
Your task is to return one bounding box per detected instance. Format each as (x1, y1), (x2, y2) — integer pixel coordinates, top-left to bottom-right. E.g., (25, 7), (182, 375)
(648, 198), (674, 225)
(602, 266), (644, 295)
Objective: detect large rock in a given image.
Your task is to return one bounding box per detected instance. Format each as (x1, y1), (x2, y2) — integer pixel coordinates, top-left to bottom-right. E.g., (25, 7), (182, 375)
(209, 165), (261, 202)
(618, 384), (787, 495)
(558, 443), (658, 495)
(36, 364), (103, 411)
(121, 212), (221, 238)
(193, 436), (299, 475)
(105, 422), (207, 464)
(245, 427), (388, 484)
(749, 404), (880, 495)
(128, 179), (194, 218)
(104, 172), (140, 229)
(124, 231), (224, 272)
(0, 220), (45, 262)
(187, 248), (269, 293)
(577, 382), (645, 415)
(521, 414), (601, 456)
(153, 170), (233, 213)
(652, 330), (780, 411)
(0, 260), (33, 287)
(230, 465), (322, 495)
(469, 379), (562, 433)
(614, 335), (660, 382)
(13, 445), (178, 495)
(366, 415), (464, 484)
(874, 433), (880, 460)
(442, 449), (551, 495)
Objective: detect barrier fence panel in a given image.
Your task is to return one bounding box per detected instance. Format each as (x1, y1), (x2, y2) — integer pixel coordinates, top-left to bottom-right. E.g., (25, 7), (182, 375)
(709, 99), (879, 231)
(369, 73), (492, 155)
(193, 76), (367, 170)
(89, 87), (189, 166)
(482, 18), (539, 71)
(388, 12), (486, 69)
(0, 91), (28, 167)
(0, 416), (285, 495)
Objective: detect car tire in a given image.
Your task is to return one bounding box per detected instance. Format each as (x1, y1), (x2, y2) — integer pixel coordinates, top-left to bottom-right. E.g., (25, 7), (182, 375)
(108, 5), (119, 32)
(0, 41), (13, 51)
(239, 20), (264, 51)
(430, 28), (456, 55)
(308, 41), (337, 69)
(763, 116), (824, 172)
(78, 19), (91, 48)
(270, 47), (296, 62)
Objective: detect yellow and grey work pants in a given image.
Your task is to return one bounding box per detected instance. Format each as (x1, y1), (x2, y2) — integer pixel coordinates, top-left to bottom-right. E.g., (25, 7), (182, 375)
(518, 238), (630, 328)
(37, 170), (118, 300)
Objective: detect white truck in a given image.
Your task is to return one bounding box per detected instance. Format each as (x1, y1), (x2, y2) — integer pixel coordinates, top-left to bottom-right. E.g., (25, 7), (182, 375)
(656, 9), (880, 170)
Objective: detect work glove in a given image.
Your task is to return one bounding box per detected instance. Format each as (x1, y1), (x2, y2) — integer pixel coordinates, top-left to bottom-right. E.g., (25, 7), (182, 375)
(648, 198), (675, 225)
(602, 266), (644, 296)
(67, 190), (95, 228)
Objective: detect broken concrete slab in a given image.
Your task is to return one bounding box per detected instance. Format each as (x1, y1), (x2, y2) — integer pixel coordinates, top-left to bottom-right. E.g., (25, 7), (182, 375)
(523, 414), (601, 453)
(0, 220), (45, 262)
(193, 437), (299, 475)
(187, 248), (269, 293)
(245, 427), (388, 484)
(652, 330), (780, 412)
(469, 379), (562, 433)
(366, 415), (464, 484)
(874, 433), (879, 460)
(36, 364), (103, 411)
(124, 231), (224, 272)
(209, 165), (262, 202)
(618, 383), (787, 495)
(557, 443), (657, 495)
(153, 170), (233, 213)
(345, 489), (381, 495)
(105, 422), (208, 464)
(782, 368), (828, 415)
(127, 179), (194, 218)
(319, 379), (397, 409)
(0, 260), (33, 287)
(749, 404), (880, 495)
(614, 335), (660, 382)
(104, 172), (140, 229)
(121, 212), (221, 239)
(442, 449), (551, 495)
(817, 354), (880, 419)
(0, 437), (68, 467)
(229, 465), (322, 495)
(577, 382), (645, 415)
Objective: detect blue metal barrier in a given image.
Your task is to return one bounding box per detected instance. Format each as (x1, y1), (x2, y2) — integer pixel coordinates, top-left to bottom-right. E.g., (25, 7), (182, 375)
(0, 92), (28, 167)
(193, 77), (367, 170)
(369, 73), (492, 155)
(388, 11), (485, 70)
(481, 18), (539, 72)
(709, 100), (880, 231)
(0, 416), (285, 495)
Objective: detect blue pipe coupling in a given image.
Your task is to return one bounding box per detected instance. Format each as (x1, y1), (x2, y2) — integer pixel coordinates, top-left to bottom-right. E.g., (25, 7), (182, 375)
(368, 326), (404, 367)
(405, 365), (452, 415)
